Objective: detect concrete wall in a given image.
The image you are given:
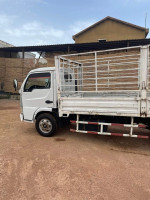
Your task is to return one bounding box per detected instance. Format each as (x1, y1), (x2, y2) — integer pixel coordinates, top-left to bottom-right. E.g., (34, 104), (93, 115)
(74, 19), (147, 43)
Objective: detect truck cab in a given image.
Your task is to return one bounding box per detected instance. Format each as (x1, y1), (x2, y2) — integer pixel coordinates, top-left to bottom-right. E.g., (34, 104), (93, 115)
(19, 67), (74, 137)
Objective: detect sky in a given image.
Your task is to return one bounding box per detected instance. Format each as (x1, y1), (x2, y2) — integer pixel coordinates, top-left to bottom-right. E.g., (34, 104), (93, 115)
(0, 0), (150, 46)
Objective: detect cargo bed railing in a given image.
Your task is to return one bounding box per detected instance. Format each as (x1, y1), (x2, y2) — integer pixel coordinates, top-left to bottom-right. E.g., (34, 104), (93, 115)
(55, 45), (150, 117)
(55, 46), (142, 95)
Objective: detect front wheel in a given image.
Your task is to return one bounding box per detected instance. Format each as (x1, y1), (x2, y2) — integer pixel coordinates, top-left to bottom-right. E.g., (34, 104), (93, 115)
(36, 113), (57, 137)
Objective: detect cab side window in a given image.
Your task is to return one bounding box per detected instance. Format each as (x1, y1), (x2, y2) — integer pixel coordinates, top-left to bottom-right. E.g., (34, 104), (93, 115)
(24, 72), (51, 92)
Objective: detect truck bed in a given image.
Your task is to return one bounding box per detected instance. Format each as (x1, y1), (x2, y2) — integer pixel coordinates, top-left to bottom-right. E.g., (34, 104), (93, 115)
(55, 45), (150, 118)
(59, 92), (140, 117)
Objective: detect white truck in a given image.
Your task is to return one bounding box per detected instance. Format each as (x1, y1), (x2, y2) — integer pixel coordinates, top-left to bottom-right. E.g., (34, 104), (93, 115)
(16, 45), (150, 138)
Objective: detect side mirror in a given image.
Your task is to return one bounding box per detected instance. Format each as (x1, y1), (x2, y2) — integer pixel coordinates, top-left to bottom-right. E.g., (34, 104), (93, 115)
(13, 79), (18, 91)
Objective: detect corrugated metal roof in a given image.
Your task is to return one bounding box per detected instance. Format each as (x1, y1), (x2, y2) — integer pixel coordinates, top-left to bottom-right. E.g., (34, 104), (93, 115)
(0, 38), (150, 53)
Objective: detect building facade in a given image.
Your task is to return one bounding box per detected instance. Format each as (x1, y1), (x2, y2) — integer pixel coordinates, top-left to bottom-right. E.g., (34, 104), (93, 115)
(73, 16), (149, 43)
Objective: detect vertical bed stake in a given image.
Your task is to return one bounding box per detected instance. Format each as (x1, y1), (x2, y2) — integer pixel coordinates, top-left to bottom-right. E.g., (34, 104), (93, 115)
(130, 117), (134, 136)
(100, 123), (103, 134)
(76, 115), (79, 131)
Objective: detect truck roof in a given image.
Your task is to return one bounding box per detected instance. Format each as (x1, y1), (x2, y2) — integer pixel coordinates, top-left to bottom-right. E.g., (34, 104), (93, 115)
(30, 67), (55, 73)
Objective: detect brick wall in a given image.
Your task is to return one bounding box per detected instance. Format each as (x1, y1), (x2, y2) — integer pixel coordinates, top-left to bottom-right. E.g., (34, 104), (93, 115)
(0, 57), (55, 93)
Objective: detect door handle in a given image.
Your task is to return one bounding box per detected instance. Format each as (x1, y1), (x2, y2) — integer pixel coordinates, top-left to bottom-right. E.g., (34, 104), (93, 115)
(45, 100), (53, 104)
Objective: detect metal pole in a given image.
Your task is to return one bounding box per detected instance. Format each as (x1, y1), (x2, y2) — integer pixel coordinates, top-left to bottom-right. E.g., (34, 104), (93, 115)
(130, 117), (134, 136)
(108, 60), (110, 88)
(77, 114), (79, 131)
(95, 52), (98, 92)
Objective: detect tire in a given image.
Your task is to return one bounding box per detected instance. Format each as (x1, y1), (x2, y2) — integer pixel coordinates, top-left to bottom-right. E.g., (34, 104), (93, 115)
(36, 113), (57, 137)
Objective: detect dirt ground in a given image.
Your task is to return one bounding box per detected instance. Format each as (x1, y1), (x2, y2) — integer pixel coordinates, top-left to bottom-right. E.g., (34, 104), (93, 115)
(0, 99), (150, 200)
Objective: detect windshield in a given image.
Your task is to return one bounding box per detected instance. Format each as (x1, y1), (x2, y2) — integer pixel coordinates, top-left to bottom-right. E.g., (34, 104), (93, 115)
(24, 72), (51, 92)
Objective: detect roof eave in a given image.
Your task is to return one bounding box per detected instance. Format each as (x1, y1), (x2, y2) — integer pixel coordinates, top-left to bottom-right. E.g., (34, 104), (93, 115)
(146, 28), (149, 37)
(72, 35), (75, 40)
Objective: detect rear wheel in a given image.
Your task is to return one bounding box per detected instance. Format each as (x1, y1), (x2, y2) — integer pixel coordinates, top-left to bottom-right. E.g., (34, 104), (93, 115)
(36, 113), (57, 137)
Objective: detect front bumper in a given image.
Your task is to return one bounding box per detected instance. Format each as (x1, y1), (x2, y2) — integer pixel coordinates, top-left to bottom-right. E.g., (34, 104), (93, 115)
(20, 112), (33, 123)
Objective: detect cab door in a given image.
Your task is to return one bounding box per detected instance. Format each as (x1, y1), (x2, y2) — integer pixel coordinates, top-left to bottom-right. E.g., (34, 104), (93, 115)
(22, 71), (54, 121)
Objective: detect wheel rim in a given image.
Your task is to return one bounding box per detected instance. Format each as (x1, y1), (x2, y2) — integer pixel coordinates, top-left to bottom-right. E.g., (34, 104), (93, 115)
(39, 118), (52, 134)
